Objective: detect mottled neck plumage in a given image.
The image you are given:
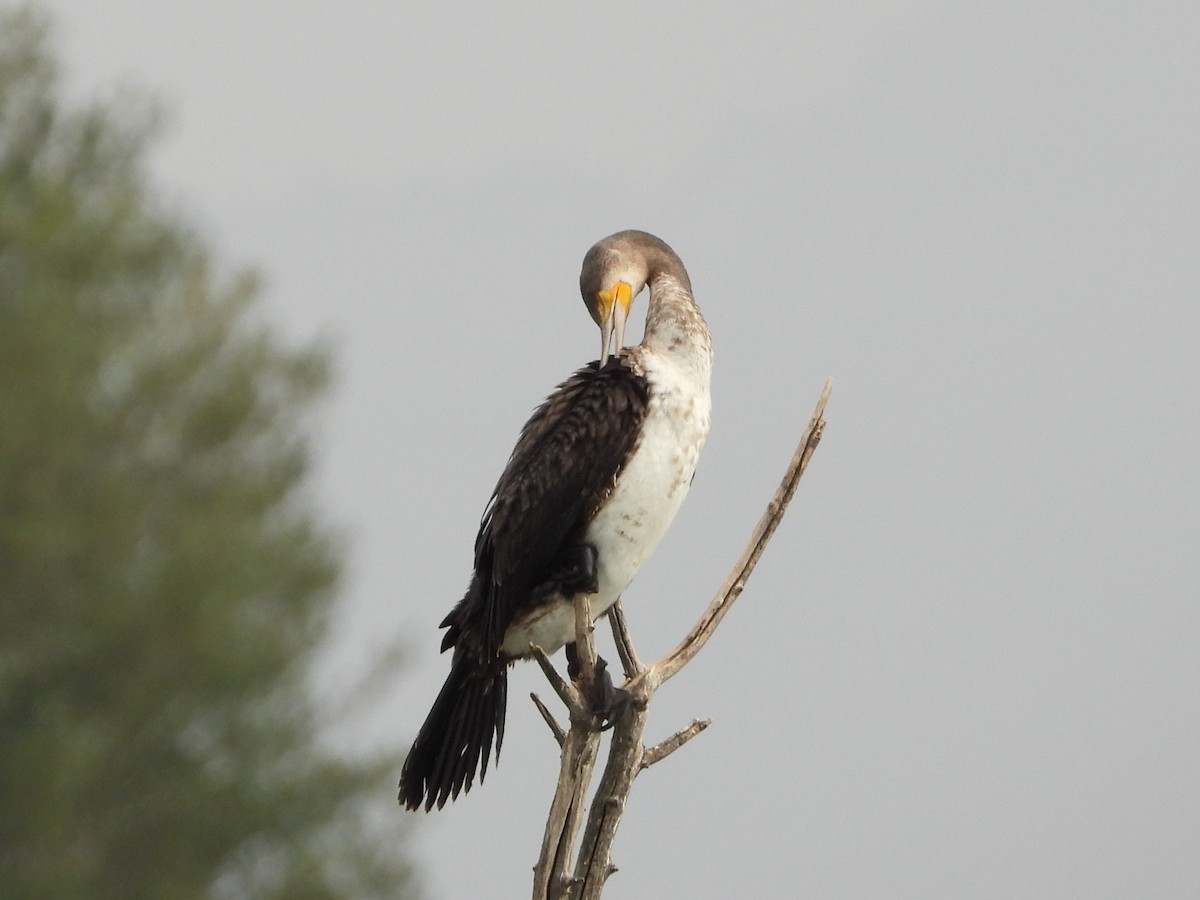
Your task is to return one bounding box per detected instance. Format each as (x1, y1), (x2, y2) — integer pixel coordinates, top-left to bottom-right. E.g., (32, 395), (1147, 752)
(642, 270), (713, 376)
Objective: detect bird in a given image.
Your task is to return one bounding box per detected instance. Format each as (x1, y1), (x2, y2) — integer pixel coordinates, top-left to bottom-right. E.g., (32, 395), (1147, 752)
(399, 230), (712, 812)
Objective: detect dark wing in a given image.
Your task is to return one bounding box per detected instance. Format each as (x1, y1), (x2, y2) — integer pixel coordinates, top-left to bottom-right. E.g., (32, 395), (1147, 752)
(441, 359), (649, 654)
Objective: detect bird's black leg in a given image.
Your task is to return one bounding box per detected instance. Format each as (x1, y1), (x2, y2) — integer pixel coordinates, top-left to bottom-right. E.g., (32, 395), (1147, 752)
(549, 543), (600, 595)
(555, 544), (625, 721)
(565, 643), (623, 723)
(565, 640), (583, 680)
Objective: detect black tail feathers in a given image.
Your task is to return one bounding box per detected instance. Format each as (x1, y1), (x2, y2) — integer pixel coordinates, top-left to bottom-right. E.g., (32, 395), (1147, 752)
(398, 648), (508, 811)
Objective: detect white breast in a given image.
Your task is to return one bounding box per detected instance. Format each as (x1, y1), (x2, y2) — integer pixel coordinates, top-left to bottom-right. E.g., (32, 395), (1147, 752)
(500, 351), (711, 658)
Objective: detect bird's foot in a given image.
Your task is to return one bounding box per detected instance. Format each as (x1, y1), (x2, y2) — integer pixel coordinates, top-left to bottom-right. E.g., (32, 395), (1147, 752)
(565, 646), (627, 724)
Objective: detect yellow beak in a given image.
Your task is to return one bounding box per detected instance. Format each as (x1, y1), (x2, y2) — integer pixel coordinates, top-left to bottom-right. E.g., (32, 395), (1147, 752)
(597, 281), (633, 366)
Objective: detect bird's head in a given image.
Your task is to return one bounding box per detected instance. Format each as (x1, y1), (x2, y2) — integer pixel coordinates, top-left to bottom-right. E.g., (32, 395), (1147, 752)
(579, 232), (654, 366)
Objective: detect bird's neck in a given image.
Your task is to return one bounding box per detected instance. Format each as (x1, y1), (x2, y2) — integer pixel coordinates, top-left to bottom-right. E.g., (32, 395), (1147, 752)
(641, 273), (713, 379)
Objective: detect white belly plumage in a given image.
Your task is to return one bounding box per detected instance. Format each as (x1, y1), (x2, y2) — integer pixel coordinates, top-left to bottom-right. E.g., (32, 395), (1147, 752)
(500, 355), (710, 658)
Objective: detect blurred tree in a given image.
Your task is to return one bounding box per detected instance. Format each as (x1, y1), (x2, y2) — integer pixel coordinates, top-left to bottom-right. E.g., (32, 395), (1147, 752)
(0, 7), (415, 898)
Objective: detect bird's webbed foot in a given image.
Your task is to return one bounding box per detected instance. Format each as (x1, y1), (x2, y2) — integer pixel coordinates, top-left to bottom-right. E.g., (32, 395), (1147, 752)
(548, 542), (600, 596)
(565, 644), (627, 726)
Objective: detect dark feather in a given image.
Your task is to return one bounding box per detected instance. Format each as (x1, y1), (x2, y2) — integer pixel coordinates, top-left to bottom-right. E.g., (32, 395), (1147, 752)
(399, 646), (509, 811)
(399, 357), (649, 812)
(441, 357), (649, 654)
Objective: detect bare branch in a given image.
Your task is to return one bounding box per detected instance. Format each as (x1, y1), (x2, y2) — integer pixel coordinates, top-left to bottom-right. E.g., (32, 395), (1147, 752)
(655, 376), (831, 684)
(532, 378), (832, 899)
(641, 719), (712, 770)
(571, 692), (649, 899)
(530, 692), (566, 747)
(533, 725), (601, 899)
(608, 601), (643, 679)
(572, 593), (598, 709)
(533, 586), (606, 898)
(529, 643), (584, 716)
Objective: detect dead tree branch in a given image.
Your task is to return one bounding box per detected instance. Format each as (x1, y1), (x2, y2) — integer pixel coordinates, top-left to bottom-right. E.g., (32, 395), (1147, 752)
(532, 595), (603, 899)
(641, 718), (711, 770)
(530, 692), (567, 747)
(608, 601), (643, 680)
(531, 377), (832, 899)
(656, 375), (832, 684)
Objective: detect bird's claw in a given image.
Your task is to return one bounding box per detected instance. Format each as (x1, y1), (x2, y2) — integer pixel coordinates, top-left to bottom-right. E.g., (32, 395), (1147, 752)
(565, 650), (627, 724)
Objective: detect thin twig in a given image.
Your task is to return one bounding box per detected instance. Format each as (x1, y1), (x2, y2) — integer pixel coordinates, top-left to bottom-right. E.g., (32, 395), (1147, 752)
(530, 644), (584, 715)
(531, 693), (566, 747)
(608, 601), (643, 679)
(641, 719), (711, 769)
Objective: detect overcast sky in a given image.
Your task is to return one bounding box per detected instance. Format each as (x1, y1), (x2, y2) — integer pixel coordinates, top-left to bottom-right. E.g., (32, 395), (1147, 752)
(42, 1), (1199, 897)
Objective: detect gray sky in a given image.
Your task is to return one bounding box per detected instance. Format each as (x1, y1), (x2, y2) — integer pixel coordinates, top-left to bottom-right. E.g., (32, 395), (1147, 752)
(44, 1), (1199, 897)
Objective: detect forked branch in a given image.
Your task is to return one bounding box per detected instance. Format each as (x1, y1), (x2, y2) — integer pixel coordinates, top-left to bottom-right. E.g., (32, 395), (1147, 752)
(532, 377), (832, 899)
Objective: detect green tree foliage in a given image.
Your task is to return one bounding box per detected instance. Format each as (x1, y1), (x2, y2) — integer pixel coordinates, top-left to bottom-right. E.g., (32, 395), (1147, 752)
(0, 8), (415, 898)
